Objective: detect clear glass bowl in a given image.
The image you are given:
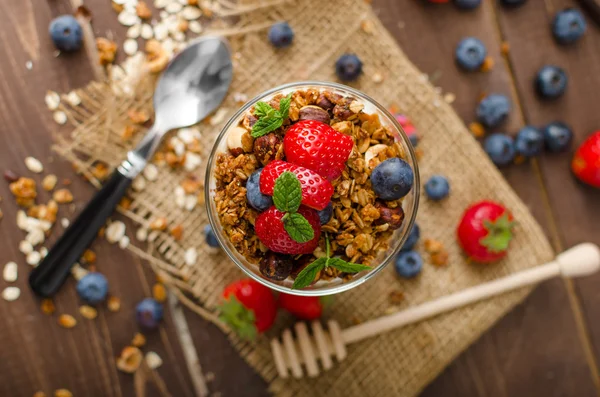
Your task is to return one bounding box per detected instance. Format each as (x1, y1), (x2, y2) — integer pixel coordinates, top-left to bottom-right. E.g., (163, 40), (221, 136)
(205, 81), (420, 296)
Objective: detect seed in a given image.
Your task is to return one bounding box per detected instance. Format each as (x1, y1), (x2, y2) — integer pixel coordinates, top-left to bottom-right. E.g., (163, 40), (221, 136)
(106, 221), (126, 243)
(131, 332), (146, 347)
(61, 218), (70, 228)
(58, 314), (77, 328)
(54, 389), (73, 397)
(79, 305), (98, 319)
(145, 351), (163, 369)
(42, 174), (58, 191)
(53, 188), (73, 204)
(25, 157), (44, 173)
(26, 251), (41, 266)
(188, 20), (202, 33)
(2, 286), (20, 301)
(152, 283), (167, 302)
(141, 23), (153, 39)
(149, 217), (168, 231)
(41, 298), (56, 315)
(127, 23), (141, 38)
(119, 235), (130, 249)
(65, 91), (81, 106)
(107, 296), (121, 312)
(53, 111), (67, 125)
(3, 261), (17, 282)
(117, 346), (143, 373)
(184, 247), (197, 266)
(123, 39), (139, 56)
(19, 240), (33, 254)
(143, 164), (158, 181)
(45, 91), (60, 110)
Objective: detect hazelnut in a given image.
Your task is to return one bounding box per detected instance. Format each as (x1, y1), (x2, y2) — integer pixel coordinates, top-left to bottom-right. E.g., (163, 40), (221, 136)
(259, 252), (293, 281)
(316, 93), (334, 110)
(253, 133), (283, 165)
(333, 104), (353, 121)
(241, 132), (254, 153)
(299, 105), (331, 125)
(374, 201), (405, 230)
(227, 126), (247, 154)
(242, 113), (258, 130)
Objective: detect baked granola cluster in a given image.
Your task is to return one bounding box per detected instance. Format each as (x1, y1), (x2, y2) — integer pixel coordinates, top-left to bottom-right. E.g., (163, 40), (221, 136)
(213, 88), (411, 284)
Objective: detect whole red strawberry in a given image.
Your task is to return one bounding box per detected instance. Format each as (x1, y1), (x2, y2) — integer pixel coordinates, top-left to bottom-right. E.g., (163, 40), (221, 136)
(572, 131), (600, 188)
(255, 206), (321, 254)
(457, 201), (515, 263)
(284, 120), (354, 181)
(278, 293), (328, 320)
(260, 160), (333, 210)
(219, 279), (277, 339)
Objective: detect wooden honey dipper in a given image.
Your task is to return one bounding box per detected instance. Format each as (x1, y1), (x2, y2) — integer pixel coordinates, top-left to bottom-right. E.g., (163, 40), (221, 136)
(271, 243), (600, 379)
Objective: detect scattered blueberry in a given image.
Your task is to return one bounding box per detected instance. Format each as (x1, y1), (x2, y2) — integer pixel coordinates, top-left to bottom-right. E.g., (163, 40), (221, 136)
(204, 225), (220, 248)
(424, 175), (450, 201)
(395, 114), (419, 147)
(453, 0), (481, 9)
(268, 22), (294, 48)
(335, 54), (363, 82)
(535, 65), (567, 99)
(552, 8), (586, 44)
(394, 251), (423, 279)
(543, 121), (573, 152)
(401, 223), (420, 252)
(317, 203), (333, 225)
(246, 168), (273, 211)
(76, 272), (109, 304)
(477, 94), (511, 128)
(49, 15), (83, 52)
(515, 126), (544, 157)
(371, 158), (414, 200)
(455, 37), (487, 71)
(484, 133), (516, 166)
(136, 298), (164, 329)
(500, 0), (527, 6)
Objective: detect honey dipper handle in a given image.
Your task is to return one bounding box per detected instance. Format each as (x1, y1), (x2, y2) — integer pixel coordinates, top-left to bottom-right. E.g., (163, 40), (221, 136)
(341, 243), (600, 345)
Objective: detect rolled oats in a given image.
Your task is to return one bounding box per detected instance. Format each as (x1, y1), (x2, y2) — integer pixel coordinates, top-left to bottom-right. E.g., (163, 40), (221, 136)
(141, 23), (154, 39)
(106, 221), (126, 243)
(3, 262), (17, 282)
(53, 111), (68, 125)
(145, 351), (163, 369)
(119, 235), (130, 249)
(2, 286), (20, 301)
(123, 38), (139, 56)
(19, 240), (34, 254)
(65, 91), (81, 106)
(45, 91), (60, 110)
(26, 251), (41, 266)
(42, 174), (58, 191)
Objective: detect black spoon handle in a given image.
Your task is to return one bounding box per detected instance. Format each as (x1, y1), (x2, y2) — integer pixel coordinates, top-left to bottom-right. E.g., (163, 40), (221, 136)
(29, 169), (133, 297)
(577, 0), (600, 25)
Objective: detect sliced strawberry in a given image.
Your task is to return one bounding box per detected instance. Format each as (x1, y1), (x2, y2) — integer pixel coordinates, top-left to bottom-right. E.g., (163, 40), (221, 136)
(260, 160), (333, 210)
(255, 206), (321, 255)
(283, 120), (354, 181)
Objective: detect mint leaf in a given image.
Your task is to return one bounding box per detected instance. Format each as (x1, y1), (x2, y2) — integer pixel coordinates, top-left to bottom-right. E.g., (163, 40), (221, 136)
(254, 101), (274, 118)
(273, 171), (302, 213)
(292, 257), (326, 289)
(283, 212), (314, 243)
(251, 116), (284, 138)
(277, 92), (293, 120)
(327, 257), (371, 273)
(217, 296), (257, 340)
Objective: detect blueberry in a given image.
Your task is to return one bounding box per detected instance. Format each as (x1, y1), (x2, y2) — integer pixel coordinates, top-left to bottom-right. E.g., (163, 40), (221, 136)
(424, 175), (450, 201)
(543, 121), (573, 152)
(394, 251), (423, 279)
(136, 298), (164, 329)
(335, 54), (363, 82)
(401, 223), (420, 252)
(515, 126), (543, 157)
(204, 225), (220, 248)
(454, 0), (481, 9)
(484, 133), (516, 166)
(477, 94), (511, 128)
(317, 203), (333, 225)
(455, 38), (487, 71)
(49, 15), (83, 52)
(76, 272), (109, 304)
(535, 65), (567, 99)
(268, 22), (294, 48)
(371, 158), (414, 201)
(552, 8), (586, 44)
(500, 0), (527, 6)
(246, 168), (273, 211)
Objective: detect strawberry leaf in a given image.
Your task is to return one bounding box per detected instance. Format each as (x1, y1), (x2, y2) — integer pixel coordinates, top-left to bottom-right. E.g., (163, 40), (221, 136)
(217, 296), (257, 340)
(283, 212), (314, 243)
(273, 171), (302, 213)
(480, 212), (515, 253)
(327, 257), (371, 273)
(292, 257), (326, 289)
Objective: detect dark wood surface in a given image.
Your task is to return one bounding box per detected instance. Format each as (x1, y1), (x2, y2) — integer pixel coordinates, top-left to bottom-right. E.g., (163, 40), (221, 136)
(1, 0), (599, 396)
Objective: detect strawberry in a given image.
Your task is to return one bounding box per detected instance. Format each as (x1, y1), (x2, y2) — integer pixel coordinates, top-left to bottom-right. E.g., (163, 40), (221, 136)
(260, 160), (333, 210)
(457, 201), (515, 263)
(283, 120), (353, 181)
(572, 131), (600, 188)
(255, 206), (321, 254)
(219, 279), (277, 339)
(278, 293), (330, 320)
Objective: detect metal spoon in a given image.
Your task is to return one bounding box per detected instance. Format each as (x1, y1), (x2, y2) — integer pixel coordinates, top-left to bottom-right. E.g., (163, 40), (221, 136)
(29, 36), (233, 297)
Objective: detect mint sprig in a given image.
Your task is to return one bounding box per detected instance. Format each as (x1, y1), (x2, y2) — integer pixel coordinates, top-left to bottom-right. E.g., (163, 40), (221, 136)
(273, 171), (301, 212)
(283, 213), (314, 243)
(292, 235), (372, 289)
(251, 92), (293, 138)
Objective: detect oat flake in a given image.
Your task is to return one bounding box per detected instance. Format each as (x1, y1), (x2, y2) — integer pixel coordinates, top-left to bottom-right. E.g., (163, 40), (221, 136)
(71, 263), (88, 280)
(61, 218), (70, 228)
(26, 251), (41, 266)
(26, 228), (45, 246)
(141, 23), (154, 39)
(65, 91), (82, 106)
(106, 221), (126, 243)
(181, 5), (201, 19)
(25, 156), (43, 173)
(19, 240), (34, 254)
(184, 247), (197, 266)
(53, 111), (67, 125)
(188, 20), (202, 34)
(136, 227), (148, 241)
(132, 176), (146, 191)
(177, 127), (201, 144)
(184, 152), (201, 171)
(185, 194), (197, 211)
(3, 262), (17, 282)
(123, 38), (139, 55)
(119, 235), (130, 249)
(145, 351), (163, 369)
(165, 1), (182, 13)
(127, 24), (142, 39)
(45, 91), (60, 110)
(118, 11), (140, 26)
(2, 287), (20, 301)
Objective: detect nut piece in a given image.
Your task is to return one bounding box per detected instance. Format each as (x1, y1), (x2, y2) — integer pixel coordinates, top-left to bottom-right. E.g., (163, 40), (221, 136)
(106, 221), (126, 243)
(226, 126), (247, 155)
(41, 298), (56, 315)
(149, 217), (168, 231)
(316, 93), (334, 110)
(374, 201), (405, 230)
(58, 314), (77, 328)
(299, 105), (331, 125)
(3, 261), (17, 282)
(96, 37), (117, 65)
(131, 332), (146, 347)
(253, 133), (283, 165)
(79, 305), (98, 319)
(42, 174), (58, 191)
(145, 39), (169, 73)
(135, 1), (152, 19)
(25, 157), (44, 173)
(170, 224), (183, 240)
(10, 177), (37, 200)
(152, 283), (167, 302)
(364, 144), (388, 167)
(117, 346), (143, 373)
(107, 296), (121, 312)
(259, 252), (293, 281)
(53, 189), (73, 204)
(127, 109), (150, 124)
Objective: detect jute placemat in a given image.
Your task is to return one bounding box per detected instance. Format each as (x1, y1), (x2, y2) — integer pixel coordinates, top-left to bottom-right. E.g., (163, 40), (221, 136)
(53, 0), (554, 395)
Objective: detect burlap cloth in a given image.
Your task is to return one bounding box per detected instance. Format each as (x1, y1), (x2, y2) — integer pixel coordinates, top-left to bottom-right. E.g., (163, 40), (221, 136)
(53, 0), (554, 395)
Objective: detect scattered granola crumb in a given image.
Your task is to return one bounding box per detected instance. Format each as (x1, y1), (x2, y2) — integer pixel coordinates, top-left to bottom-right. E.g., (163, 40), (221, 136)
(79, 305), (98, 319)
(82, 249), (97, 264)
(152, 283), (167, 302)
(388, 290), (404, 305)
(119, 196), (132, 210)
(360, 19), (374, 34)
(58, 314), (77, 328)
(117, 346), (143, 373)
(501, 41), (510, 56)
(121, 125), (138, 141)
(145, 351), (163, 369)
(143, 164), (158, 181)
(469, 122), (485, 138)
(480, 57), (494, 72)
(149, 217), (168, 231)
(170, 224), (183, 240)
(136, 1), (152, 19)
(424, 239), (444, 253)
(45, 91), (60, 110)
(372, 72), (384, 83)
(108, 296), (121, 312)
(2, 286), (20, 301)
(119, 235), (130, 249)
(41, 298), (56, 315)
(61, 218), (70, 228)
(65, 91), (82, 106)
(205, 372), (215, 382)
(444, 93), (456, 104)
(106, 221), (126, 243)
(136, 227), (148, 242)
(26, 251), (41, 266)
(3, 170), (19, 183)
(91, 162), (109, 180)
(33, 391), (47, 397)
(431, 250), (449, 266)
(132, 332), (146, 347)
(3, 261), (17, 282)
(128, 109), (150, 124)
(54, 110), (68, 125)
(97, 37), (118, 65)
(19, 240), (34, 254)
(132, 176), (146, 191)
(54, 389), (73, 397)
(53, 189), (73, 204)
(184, 247), (197, 266)
(514, 154), (526, 165)
(42, 174), (58, 191)
(71, 263), (88, 280)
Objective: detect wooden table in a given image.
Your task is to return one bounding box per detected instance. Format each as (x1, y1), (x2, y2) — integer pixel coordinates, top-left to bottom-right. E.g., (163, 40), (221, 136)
(1, 0), (599, 396)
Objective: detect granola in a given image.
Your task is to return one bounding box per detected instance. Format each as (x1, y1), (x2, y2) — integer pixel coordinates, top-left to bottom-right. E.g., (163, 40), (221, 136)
(212, 88), (414, 286)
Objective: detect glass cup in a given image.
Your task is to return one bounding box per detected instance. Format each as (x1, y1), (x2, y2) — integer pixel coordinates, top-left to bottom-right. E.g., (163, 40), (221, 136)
(205, 81), (420, 296)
